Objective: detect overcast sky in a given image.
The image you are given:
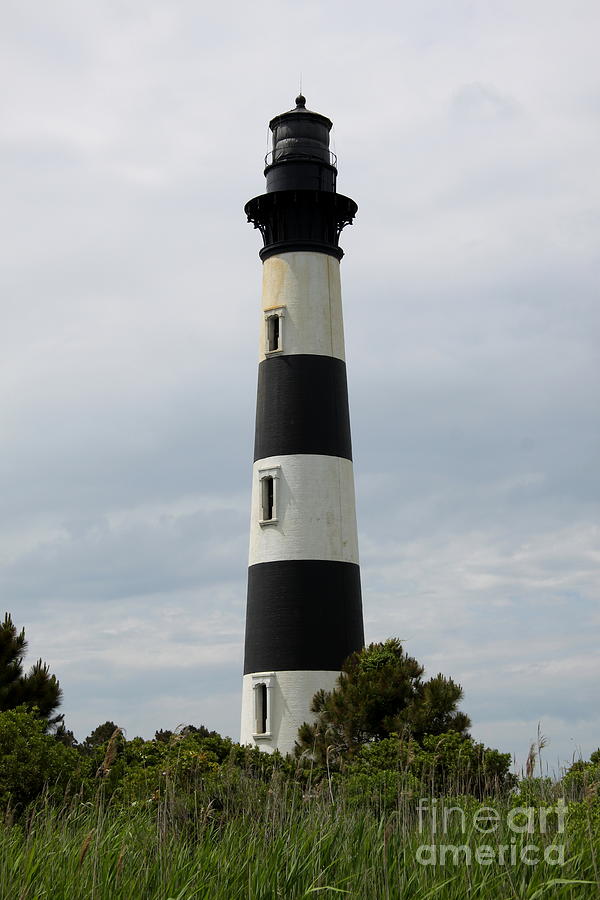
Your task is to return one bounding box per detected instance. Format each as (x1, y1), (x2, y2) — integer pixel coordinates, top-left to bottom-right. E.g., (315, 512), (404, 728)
(1, 0), (598, 771)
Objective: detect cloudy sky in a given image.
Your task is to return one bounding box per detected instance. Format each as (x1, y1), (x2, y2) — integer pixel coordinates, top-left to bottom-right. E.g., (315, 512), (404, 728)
(2, 0), (598, 770)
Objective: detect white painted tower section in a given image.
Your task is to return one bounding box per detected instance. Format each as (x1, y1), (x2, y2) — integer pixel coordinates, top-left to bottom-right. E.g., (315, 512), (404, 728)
(240, 671), (340, 755)
(258, 252), (347, 362)
(240, 251), (360, 755)
(248, 455), (359, 565)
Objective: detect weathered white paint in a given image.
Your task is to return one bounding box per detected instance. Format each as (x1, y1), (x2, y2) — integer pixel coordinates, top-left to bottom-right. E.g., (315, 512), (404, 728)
(259, 252), (345, 362)
(249, 454), (359, 565)
(240, 670), (340, 755)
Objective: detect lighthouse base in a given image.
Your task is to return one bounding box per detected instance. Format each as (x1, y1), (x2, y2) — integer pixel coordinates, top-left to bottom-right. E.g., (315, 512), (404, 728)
(240, 670), (340, 756)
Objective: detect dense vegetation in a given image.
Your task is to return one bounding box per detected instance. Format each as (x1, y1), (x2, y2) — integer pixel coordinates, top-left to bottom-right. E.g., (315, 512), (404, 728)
(0, 709), (598, 899)
(1, 621), (598, 898)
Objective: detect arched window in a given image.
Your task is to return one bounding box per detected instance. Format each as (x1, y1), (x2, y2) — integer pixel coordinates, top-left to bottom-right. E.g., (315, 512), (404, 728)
(258, 466), (280, 525)
(262, 475), (274, 521)
(255, 682), (268, 735)
(267, 315), (280, 352)
(264, 306), (285, 355)
(251, 673), (274, 739)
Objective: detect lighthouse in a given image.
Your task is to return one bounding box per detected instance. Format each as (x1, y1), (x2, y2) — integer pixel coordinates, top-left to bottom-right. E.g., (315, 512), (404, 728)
(240, 95), (364, 755)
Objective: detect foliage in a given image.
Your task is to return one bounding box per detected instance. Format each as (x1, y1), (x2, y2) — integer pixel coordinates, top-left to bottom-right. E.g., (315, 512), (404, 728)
(296, 639), (471, 763)
(343, 731), (515, 797)
(0, 701), (598, 897)
(0, 707), (80, 812)
(511, 777), (563, 806)
(412, 732), (515, 796)
(154, 724), (222, 744)
(562, 750), (600, 801)
(114, 734), (221, 802)
(566, 796), (600, 834)
(81, 721), (120, 754)
(340, 769), (422, 812)
(72, 724), (294, 807)
(54, 722), (78, 747)
(0, 777), (598, 899)
(0, 613), (62, 725)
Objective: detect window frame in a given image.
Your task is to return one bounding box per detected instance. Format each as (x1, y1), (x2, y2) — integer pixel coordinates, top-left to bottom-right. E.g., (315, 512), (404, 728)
(263, 305), (286, 356)
(252, 672), (274, 739)
(258, 465), (281, 525)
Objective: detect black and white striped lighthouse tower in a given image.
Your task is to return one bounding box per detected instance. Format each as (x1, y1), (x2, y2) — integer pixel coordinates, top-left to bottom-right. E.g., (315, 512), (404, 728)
(240, 95), (364, 755)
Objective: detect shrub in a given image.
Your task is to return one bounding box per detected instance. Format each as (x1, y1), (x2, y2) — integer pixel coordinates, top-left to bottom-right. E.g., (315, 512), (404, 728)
(344, 732), (515, 797)
(562, 754), (600, 801)
(0, 707), (80, 812)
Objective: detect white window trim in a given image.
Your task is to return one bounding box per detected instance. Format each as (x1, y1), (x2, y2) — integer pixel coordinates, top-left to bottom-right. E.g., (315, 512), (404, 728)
(252, 672), (275, 739)
(258, 465), (281, 526)
(264, 305), (286, 356)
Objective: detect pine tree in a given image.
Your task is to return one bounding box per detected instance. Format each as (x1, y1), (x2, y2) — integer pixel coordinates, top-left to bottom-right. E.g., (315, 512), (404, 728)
(296, 639), (470, 762)
(0, 613), (62, 725)
(81, 721), (119, 753)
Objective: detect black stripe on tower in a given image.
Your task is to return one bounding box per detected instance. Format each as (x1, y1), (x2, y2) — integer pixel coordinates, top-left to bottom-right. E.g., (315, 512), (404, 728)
(243, 560), (364, 674)
(254, 354), (352, 462)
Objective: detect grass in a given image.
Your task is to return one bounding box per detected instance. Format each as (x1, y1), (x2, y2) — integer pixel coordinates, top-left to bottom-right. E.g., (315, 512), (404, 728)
(0, 775), (598, 900)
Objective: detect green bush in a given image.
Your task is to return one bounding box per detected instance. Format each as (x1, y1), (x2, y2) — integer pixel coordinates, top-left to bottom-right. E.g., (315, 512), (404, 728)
(566, 796), (600, 838)
(413, 732), (515, 796)
(0, 707), (81, 812)
(344, 732), (515, 797)
(81, 729), (293, 807)
(562, 754), (600, 801)
(511, 776), (562, 806)
(115, 735), (220, 802)
(341, 770), (421, 811)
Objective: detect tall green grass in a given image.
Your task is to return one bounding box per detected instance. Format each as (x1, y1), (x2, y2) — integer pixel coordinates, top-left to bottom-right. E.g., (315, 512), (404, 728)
(0, 774), (598, 899)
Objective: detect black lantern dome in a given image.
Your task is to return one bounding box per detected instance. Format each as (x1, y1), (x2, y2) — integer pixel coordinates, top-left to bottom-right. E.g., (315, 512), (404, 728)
(265, 94), (336, 192)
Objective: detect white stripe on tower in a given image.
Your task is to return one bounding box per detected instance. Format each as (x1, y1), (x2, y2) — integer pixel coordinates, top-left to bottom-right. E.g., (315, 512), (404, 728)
(248, 454), (359, 566)
(240, 96), (363, 756)
(258, 252), (346, 362)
